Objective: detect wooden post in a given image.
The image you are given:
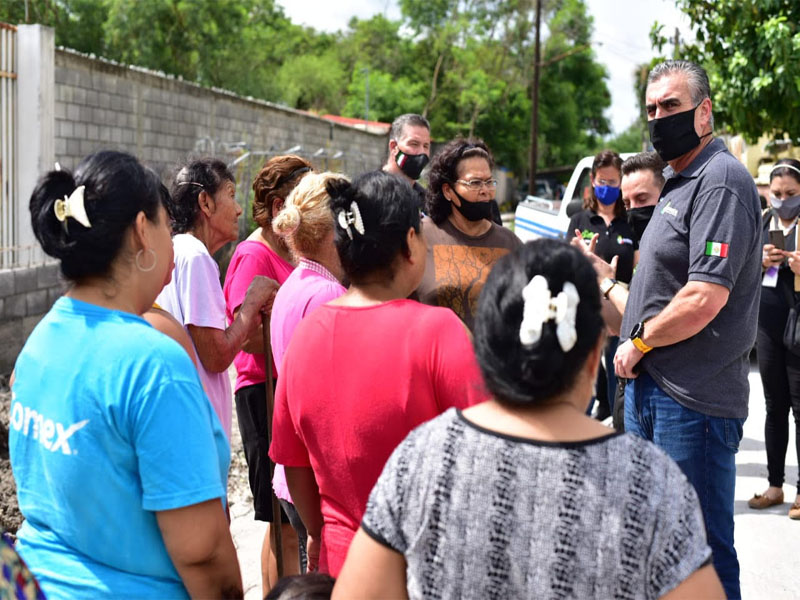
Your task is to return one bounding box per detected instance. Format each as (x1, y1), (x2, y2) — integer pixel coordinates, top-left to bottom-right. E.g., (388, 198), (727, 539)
(262, 313), (284, 578)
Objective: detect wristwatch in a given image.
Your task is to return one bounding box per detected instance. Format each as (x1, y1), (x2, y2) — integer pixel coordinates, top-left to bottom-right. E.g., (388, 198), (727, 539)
(630, 321), (653, 354)
(600, 277), (617, 299)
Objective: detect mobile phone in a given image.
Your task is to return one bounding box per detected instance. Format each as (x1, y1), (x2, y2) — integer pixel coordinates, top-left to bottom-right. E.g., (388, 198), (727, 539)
(769, 229), (785, 250)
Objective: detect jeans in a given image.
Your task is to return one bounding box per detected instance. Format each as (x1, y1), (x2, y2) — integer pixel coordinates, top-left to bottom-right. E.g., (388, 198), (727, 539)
(625, 373), (744, 600)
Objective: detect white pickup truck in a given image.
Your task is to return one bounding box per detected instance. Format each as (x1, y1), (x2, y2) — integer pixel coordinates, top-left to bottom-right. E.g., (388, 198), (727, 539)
(514, 154), (634, 242)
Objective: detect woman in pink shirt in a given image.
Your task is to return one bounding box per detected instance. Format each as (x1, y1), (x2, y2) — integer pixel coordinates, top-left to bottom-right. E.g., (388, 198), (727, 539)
(270, 171), (488, 576)
(222, 155), (311, 594)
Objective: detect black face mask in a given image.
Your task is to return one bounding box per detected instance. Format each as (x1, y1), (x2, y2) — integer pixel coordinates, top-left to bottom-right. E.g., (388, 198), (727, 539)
(647, 103), (711, 162)
(627, 205), (655, 241)
(450, 189), (494, 222)
(395, 149), (429, 180)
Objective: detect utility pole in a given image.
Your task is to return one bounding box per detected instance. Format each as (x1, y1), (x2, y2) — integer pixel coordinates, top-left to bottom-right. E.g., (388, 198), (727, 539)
(528, 0), (542, 196)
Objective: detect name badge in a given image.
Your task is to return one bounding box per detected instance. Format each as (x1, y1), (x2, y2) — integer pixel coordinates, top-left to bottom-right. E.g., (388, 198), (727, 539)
(763, 266), (779, 288)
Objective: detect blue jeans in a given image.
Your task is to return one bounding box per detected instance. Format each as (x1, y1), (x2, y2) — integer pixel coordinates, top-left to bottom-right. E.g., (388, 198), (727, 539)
(625, 373), (744, 600)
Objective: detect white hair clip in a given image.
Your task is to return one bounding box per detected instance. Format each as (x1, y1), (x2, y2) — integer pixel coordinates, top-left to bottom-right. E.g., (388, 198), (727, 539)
(337, 200), (365, 240)
(519, 275), (580, 352)
(53, 185), (91, 229)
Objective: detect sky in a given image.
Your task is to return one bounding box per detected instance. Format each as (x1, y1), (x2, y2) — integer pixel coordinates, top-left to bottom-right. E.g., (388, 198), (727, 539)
(276, 0), (694, 135)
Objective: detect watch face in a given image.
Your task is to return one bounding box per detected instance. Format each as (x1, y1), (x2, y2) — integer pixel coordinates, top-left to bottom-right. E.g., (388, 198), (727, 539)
(630, 322), (643, 339)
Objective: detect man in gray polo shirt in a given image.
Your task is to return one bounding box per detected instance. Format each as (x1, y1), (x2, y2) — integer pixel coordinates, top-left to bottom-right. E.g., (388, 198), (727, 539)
(615, 60), (760, 600)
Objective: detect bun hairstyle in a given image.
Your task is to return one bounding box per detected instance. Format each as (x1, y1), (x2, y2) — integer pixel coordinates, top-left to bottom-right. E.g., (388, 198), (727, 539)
(29, 150), (163, 282)
(168, 158), (235, 234)
(272, 171), (347, 257)
(473, 239), (604, 406)
(426, 137), (494, 226)
(770, 158), (800, 184)
(329, 170), (421, 284)
(252, 155), (313, 229)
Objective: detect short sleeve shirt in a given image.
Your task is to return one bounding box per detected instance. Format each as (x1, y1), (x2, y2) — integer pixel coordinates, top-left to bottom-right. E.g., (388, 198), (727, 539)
(415, 217), (522, 330)
(223, 240), (294, 390)
(620, 138), (762, 418)
(156, 233), (233, 437)
(11, 297), (229, 599)
(362, 409), (712, 600)
(566, 209), (639, 283)
(269, 300), (488, 576)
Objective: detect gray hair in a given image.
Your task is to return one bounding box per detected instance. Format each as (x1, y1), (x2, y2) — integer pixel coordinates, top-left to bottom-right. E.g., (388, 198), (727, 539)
(648, 60), (714, 129)
(389, 114), (430, 141)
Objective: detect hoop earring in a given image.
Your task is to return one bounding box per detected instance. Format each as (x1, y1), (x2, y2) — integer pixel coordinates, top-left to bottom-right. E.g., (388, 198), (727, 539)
(135, 248), (157, 272)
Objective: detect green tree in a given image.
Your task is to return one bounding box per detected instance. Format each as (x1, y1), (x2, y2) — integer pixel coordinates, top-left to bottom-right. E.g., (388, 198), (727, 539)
(654, 0), (800, 141)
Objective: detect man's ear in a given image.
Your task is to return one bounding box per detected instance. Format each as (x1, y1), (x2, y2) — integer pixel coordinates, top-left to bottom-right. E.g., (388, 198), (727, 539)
(699, 97), (713, 133)
(197, 190), (215, 218)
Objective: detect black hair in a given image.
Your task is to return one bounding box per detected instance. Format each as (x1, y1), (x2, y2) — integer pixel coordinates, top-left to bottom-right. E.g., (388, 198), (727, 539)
(426, 137), (494, 225)
(473, 238), (604, 406)
(770, 158), (800, 185)
(264, 573), (335, 600)
(621, 151), (666, 187)
(167, 158), (235, 233)
(327, 170), (421, 284)
(29, 150), (164, 282)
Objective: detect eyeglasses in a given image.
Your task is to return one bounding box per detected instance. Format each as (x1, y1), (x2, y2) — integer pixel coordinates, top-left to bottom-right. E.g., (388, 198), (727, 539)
(455, 179), (498, 191)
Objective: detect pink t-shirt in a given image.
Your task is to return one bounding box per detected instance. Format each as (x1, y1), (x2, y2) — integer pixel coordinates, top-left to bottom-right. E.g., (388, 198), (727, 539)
(269, 259), (346, 501)
(269, 299), (489, 576)
(223, 240), (294, 391)
(156, 233), (232, 438)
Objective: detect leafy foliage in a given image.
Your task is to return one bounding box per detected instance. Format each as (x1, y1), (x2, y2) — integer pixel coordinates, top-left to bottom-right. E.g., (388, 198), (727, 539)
(652, 0), (800, 142)
(3, 0), (615, 172)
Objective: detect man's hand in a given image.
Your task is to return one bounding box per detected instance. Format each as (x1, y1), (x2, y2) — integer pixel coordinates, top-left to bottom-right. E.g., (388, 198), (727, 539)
(570, 230), (618, 282)
(614, 339), (643, 379)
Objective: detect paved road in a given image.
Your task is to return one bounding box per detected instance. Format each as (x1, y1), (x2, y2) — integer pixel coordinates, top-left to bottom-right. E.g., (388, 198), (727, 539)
(230, 360), (800, 598)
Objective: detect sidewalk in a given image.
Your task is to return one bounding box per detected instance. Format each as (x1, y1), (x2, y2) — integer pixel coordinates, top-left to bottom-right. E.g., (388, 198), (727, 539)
(230, 361), (800, 598)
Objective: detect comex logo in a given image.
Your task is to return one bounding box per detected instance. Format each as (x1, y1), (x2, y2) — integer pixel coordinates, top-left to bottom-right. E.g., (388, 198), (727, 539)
(10, 399), (89, 456)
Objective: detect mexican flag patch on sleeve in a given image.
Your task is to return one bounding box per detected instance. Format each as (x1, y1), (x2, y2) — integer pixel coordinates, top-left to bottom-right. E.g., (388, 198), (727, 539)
(705, 241), (729, 257)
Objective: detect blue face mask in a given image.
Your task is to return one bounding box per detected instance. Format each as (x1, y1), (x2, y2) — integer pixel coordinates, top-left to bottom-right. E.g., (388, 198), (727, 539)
(595, 185), (620, 206)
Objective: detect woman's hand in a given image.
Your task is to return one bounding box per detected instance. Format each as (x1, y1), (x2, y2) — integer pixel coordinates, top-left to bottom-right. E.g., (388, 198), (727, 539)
(763, 243), (784, 268)
(306, 534), (321, 572)
(242, 276), (279, 318)
(785, 250), (800, 275)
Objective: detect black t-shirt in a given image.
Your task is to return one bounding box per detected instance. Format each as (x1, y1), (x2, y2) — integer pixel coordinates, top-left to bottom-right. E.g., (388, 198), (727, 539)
(759, 210), (797, 337)
(566, 210), (638, 283)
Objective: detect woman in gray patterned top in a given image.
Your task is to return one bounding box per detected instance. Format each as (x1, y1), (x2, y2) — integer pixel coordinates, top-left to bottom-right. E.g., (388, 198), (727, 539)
(333, 238), (724, 600)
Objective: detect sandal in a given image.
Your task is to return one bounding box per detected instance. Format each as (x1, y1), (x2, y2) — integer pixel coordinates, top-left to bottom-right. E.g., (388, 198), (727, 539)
(789, 502), (800, 520)
(747, 492), (784, 509)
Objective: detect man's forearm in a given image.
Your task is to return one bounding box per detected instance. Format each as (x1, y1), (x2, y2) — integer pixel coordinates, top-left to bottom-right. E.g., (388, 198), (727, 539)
(638, 281), (729, 348)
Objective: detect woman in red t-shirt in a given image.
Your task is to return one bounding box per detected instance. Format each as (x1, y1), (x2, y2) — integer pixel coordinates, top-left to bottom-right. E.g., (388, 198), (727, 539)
(269, 171), (488, 576)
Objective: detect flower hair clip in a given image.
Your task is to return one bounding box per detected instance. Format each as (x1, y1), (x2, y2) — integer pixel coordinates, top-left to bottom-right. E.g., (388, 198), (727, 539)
(53, 185), (91, 231)
(519, 275), (580, 352)
(337, 200), (365, 240)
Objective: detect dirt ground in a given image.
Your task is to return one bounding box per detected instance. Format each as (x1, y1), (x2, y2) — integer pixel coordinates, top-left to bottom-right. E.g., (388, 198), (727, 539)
(0, 376), (21, 538)
(0, 374), (252, 539)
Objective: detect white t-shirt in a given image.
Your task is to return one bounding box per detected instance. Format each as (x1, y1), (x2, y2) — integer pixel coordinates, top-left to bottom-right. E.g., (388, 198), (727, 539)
(157, 233), (232, 438)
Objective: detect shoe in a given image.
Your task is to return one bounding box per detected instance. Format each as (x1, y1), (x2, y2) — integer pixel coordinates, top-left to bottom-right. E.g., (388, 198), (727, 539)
(747, 492), (784, 509)
(789, 502), (800, 520)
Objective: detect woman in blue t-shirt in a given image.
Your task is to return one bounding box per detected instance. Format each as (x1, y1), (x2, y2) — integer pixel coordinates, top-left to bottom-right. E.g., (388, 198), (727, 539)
(10, 151), (244, 598)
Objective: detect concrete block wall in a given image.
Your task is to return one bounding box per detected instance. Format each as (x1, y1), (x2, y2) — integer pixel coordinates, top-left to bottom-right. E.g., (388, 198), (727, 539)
(0, 263), (64, 373)
(53, 49), (387, 177)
